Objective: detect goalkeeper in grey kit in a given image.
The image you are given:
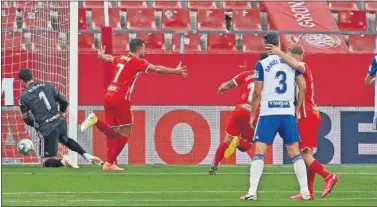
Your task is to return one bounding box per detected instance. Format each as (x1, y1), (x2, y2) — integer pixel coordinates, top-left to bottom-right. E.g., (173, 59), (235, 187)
(18, 69), (102, 168)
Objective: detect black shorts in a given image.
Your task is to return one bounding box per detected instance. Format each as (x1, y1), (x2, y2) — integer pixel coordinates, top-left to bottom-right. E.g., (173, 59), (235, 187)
(43, 120), (69, 158)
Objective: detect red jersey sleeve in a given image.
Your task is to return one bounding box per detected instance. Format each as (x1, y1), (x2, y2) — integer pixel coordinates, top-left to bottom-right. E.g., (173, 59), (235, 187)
(112, 56), (121, 67)
(132, 58), (151, 73)
(232, 71), (250, 86)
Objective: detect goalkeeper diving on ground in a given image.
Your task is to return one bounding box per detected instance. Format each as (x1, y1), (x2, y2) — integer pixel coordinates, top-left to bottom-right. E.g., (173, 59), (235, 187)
(18, 69), (102, 168)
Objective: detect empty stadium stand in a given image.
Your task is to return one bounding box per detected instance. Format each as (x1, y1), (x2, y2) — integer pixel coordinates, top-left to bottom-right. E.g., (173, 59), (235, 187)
(3, 0), (374, 54)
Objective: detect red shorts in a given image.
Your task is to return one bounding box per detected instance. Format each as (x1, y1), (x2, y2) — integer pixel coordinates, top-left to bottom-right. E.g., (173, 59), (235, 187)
(226, 105), (256, 142)
(298, 112), (321, 150)
(104, 91), (133, 128)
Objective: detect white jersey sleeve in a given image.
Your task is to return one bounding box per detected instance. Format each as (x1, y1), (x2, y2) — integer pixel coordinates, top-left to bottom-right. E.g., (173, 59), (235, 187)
(367, 56), (377, 112)
(256, 55), (303, 116)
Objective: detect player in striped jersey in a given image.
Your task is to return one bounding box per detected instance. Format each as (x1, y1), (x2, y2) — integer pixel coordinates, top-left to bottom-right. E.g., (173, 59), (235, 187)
(365, 55), (377, 130)
(268, 45), (339, 199)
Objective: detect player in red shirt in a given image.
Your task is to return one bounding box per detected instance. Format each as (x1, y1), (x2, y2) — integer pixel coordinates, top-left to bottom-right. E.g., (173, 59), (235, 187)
(80, 38), (187, 171)
(208, 53), (267, 175)
(266, 45), (339, 199)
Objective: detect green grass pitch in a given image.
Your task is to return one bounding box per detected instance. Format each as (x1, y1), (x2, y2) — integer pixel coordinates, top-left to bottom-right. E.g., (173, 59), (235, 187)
(2, 165), (377, 206)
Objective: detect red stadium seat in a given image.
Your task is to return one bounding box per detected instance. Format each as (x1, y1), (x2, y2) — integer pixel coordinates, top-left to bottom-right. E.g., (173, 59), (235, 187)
(78, 8), (87, 30)
(136, 33), (166, 52)
(31, 32), (61, 51)
(172, 34), (201, 53)
(188, 1), (216, 9)
(161, 9), (190, 31)
(153, 1), (182, 9)
(222, 1), (251, 10)
(109, 8), (121, 28)
(328, 0), (358, 11)
(232, 9), (261, 31)
(90, 8), (105, 29)
(338, 11), (367, 31)
(207, 34), (236, 53)
(349, 34), (376, 53)
(197, 9), (226, 31)
(1, 32), (26, 52)
(242, 34), (264, 53)
(126, 9), (156, 30)
(78, 33), (96, 52)
(13, 1), (39, 8)
(22, 9), (51, 29)
(112, 33), (129, 53)
(365, 1), (377, 12)
(1, 8), (18, 30)
(118, 1), (148, 9)
(83, 1), (105, 8)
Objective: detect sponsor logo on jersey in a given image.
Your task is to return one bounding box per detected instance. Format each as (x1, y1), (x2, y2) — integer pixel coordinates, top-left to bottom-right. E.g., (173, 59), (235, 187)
(268, 101), (290, 108)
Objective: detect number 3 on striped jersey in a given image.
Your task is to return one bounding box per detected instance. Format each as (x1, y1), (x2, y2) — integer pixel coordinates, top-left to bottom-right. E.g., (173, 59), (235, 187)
(114, 64), (125, 82)
(248, 83), (255, 102)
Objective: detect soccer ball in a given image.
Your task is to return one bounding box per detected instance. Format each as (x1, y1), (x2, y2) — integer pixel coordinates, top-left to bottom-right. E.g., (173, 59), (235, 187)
(17, 139), (34, 155)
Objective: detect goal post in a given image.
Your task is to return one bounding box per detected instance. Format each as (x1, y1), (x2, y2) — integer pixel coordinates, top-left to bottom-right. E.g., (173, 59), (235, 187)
(1, 1), (78, 164)
(69, 1), (79, 164)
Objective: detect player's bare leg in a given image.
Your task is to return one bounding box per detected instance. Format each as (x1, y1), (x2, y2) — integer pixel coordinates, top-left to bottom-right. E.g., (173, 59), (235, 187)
(285, 143), (311, 200)
(241, 142), (268, 201)
(209, 134), (238, 175)
(292, 149), (339, 199)
(103, 125), (131, 171)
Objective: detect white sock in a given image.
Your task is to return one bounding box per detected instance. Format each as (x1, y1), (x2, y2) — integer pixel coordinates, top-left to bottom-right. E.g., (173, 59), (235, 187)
(292, 154), (310, 195)
(83, 153), (92, 161)
(248, 154), (265, 195)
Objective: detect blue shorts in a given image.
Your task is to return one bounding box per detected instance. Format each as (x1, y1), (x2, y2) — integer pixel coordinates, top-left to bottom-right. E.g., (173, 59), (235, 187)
(254, 115), (300, 145)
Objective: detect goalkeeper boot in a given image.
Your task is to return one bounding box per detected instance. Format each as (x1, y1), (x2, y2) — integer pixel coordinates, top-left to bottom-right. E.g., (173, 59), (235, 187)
(208, 166), (217, 175)
(322, 174), (339, 198)
(83, 153), (103, 165)
(81, 113), (98, 133)
(240, 193), (257, 201)
(224, 136), (239, 159)
(61, 155), (79, 169)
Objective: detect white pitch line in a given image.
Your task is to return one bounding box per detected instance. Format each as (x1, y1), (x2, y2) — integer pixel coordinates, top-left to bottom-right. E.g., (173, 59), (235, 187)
(3, 198), (377, 203)
(2, 172), (376, 175)
(3, 190), (377, 195)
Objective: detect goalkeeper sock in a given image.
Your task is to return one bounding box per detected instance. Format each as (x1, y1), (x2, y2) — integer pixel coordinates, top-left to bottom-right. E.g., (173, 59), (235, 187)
(292, 154), (310, 195)
(96, 120), (118, 138)
(106, 137), (118, 164)
(65, 138), (86, 156)
(116, 135), (129, 158)
(307, 167), (316, 196)
(309, 159), (330, 179)
(43, 158), (64, 167)
(212, 143), (228, 167)
(248, 154), (264, 195)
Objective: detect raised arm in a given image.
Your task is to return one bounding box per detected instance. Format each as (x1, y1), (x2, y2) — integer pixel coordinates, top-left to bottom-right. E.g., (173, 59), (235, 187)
(265, 44), (306, 73)
(97, 46), (114, 63)
(218, 80), (237, 94)
(295, 74), (307, 118)
(147, 62), (188, 77)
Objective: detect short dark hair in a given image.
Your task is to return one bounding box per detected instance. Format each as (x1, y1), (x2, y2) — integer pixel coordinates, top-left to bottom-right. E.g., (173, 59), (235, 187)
(263, 32), (280, 46)
(259, 52), (268, 60)
(18, 69), (33, 82)
(288, 45), (304, 55)
(129, 38), (145, 53)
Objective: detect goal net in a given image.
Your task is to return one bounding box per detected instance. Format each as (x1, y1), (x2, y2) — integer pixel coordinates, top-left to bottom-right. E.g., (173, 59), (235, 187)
(1, 1), (70, 164)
